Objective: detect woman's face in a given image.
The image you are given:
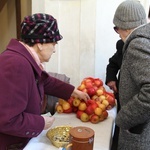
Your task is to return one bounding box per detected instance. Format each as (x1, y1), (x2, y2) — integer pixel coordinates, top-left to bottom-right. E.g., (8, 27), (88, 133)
(37, 42), (57, 62)
(114, 26), (132, 42)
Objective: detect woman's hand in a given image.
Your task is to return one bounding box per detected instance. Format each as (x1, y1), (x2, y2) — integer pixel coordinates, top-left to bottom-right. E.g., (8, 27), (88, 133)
(107, 81), (118, 93)
(71, 89), (90, 101)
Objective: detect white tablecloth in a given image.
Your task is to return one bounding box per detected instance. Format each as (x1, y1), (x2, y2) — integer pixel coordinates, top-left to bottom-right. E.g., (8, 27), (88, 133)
(24, 107), (117, 150)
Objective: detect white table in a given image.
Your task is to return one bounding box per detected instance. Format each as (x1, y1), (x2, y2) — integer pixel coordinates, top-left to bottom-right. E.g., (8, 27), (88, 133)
(24, 107), (117, 150)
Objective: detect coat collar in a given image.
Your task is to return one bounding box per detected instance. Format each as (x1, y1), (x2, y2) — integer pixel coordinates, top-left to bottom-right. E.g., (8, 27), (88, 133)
(6, 39), (42, 77)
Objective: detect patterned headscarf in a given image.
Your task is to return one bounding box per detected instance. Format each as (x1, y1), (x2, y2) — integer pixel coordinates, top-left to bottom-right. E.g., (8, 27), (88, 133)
(21, 13), (63, 44)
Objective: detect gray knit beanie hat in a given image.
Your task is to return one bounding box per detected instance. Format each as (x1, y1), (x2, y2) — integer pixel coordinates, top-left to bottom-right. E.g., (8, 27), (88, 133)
(113, 0), (147, 30)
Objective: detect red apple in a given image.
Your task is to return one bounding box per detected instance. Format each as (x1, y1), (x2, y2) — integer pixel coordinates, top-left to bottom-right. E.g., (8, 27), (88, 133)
(106, 104), (113, 110)
(72, 106), (78, 113)
(99, 110), (108, 121)
(85, 81), (93, 89)
(86, 99), (96, 106)
(91, 103), (98, 110)
(63, 107), (73, 113)
(76, 110), (84, 119)
(87, 87), (96, 96)
(83, 77), (94, 83)
(85, 105), (95, 115)
(90, 114), (100, 124)
(93, 85), (98, 91)
(94, 78), (103, 87)
(102, 110), (108, 119)
(68, 97), (74, 106)
(106, 94), (116, 106)
(105, 91), (115, 98)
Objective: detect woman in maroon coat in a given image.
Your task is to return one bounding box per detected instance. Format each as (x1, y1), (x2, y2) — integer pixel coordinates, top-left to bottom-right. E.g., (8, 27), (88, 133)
(0, 13), (89, 150)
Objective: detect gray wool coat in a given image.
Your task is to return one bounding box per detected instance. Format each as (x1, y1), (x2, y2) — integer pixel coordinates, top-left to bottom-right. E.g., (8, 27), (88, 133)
(116, 23), (150, 150)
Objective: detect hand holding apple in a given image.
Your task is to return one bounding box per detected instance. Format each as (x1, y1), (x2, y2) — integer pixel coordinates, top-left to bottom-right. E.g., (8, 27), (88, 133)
(71, 89), (90, 101)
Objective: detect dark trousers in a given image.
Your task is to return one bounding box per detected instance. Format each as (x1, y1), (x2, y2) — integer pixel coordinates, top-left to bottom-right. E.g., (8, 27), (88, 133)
(111, 125), (120, 150)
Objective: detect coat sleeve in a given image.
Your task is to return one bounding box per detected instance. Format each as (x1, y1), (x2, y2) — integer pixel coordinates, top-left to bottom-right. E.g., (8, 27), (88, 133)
(0, 56), (44, 138)
(105, 40), (123, 84)
(43, 72), (75, 100)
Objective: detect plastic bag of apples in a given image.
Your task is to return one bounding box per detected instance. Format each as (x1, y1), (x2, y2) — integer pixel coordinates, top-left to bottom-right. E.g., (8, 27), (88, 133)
(56, 77), (116, 124)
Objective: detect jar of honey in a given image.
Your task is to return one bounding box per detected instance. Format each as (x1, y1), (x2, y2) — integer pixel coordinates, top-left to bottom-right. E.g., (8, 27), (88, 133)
(66, 126), (94, 150)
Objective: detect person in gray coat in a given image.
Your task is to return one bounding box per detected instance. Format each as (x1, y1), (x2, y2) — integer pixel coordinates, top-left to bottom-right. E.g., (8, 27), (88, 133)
(113, 0), (150, 150)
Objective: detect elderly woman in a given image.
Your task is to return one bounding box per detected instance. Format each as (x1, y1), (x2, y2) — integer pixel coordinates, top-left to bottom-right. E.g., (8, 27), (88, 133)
(0, 13), (89, 149)
(113, 1), (150, 150)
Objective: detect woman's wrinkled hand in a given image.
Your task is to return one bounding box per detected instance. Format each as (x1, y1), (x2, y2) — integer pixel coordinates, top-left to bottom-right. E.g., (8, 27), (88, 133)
(71, 89), (90, 101)
(107, 81), (118, 93)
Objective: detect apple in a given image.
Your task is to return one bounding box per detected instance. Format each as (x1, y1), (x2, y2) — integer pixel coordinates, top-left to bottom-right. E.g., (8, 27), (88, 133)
(63, 107), (73, 113)
(87, 87), (96, 96)
(99, 115), (105, 122)
(105, 91), (115, 98)
(102, 99), (109, 107)
(106, 94), (116, 106)
(99, 103), (106, 111)
(85, 105), (95, 115)
(102, 110), (108, 119)
(72, 106), (78, 113)
(90, 114), (100, 124)
(93, 85), (98, 91)
(99, 110), (108, 121)
(62, 102), (71, 110)
(78, 102), (87, 111)
(86, 99), (96, 106)
(96, 89), (104, 96)
(91, 103), (98, 110)
(94, 78), (103, 87)
(95, 100), (101, 106)
(83, 77), (94, 83)
(91, 95), (99, 100)
(78, 83), (86, 91)
(85, 81), (93, 89)
(56, 104), (63, 113)
(68, 97), (74, 106)
(82, 88), (87, 93)
(106, 104), (113, 110)
(99, 95), (106, 101)
(95, 96), (102, 103)
(58, 98), (66, 105)
(80, 112), (89, 122)
(73, 98), (81, 107)
(76, 110), (84, 119)
(94, 107), (103, 116)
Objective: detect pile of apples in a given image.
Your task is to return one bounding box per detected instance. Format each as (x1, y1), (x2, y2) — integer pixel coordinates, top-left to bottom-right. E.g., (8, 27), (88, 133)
(56, 77), (116, 124)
